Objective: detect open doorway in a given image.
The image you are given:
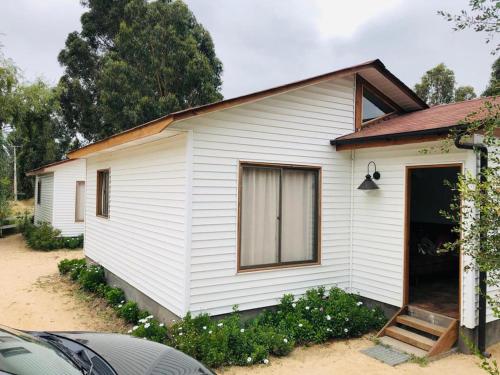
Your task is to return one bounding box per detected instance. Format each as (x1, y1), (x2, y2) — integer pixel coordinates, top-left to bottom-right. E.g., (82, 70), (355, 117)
(406, 165), (461, 319)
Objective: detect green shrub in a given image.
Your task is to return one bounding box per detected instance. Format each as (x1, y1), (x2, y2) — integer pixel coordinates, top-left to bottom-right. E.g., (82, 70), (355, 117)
(131, 316), (168, 343)
(105, 287), (126, 306)
(23, 222), (83, 250)
(63, 235), (84, 249)
(16, 210), (33, 234)
(58, 258), (86, 275)
(77, 265), (106, 292)
(69, 262), (86, 281)
(117, 301), (141, 323)
(25, 222), (63, 250)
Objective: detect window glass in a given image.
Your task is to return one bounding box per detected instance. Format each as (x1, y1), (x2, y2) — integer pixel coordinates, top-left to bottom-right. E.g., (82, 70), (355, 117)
(75, 181), (85, 222)
(97, 170), (109, 218)
(362, 87), (395, 122)
(239, 164), (319, 269)
(37, 180), (42, 205)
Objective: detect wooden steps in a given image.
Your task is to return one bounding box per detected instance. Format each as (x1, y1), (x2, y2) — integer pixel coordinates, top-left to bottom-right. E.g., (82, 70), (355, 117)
(376, 305), (458, 358)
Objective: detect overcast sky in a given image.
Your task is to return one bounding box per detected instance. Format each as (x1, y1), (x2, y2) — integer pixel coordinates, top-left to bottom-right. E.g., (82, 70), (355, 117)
(0, 0), (496, 99)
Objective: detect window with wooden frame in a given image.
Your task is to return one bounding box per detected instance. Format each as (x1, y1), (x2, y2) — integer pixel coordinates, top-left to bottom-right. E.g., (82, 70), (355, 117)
(238, 163), (321, 271)
(37, 179), (42, 205)
(96, 169), (110, 218)
(75, 181), (85, 222)
(355, 75), (401, 130)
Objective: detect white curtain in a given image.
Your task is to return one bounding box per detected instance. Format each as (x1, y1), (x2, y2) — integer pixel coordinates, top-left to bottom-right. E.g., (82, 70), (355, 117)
(240, 167), (280, 267)
(281, 169), (316, 262)
(75, 181), (86, 222)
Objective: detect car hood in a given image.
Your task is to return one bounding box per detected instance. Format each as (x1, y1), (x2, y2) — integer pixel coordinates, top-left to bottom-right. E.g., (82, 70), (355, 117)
(54, 332), (214, 375)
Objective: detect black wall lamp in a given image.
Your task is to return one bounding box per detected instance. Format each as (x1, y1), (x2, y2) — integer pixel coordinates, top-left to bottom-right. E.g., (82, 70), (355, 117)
(358, 161), (381, 190)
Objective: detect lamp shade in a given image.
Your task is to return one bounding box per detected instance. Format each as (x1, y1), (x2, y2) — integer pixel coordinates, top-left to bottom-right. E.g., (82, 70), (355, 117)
(358, 174), (379, 190)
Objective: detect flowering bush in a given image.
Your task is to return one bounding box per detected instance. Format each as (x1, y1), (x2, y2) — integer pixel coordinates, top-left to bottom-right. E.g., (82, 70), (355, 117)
(58, 258), (86, 275)
(105, 287), (126, 306)
(23, 222), (83, 250)
(77, 265), (106, 292)
(57, 256), (387, 370)
(117, 301), (141, 323)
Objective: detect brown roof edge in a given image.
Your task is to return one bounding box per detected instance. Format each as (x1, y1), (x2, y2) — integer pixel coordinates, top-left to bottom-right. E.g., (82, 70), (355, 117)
(330, 125), (461, 150)
(68, 59), (426, 159)
(25, 158), (78, 176)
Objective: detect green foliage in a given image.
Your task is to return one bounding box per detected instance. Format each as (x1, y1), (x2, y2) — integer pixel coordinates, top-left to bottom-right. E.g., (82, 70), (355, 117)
(442, 101), (500, 319)
(58, 0), (223, 142)
(455, 85), (477, 102)
(0, 51), (18, 128)
(15, 210), (33, 233)
(22, 222), (83, 251)
(117, 301), (141, 323)
(105, 287), (126, 306)
(131, 316), (168, 343)
(483, 57), (500, 96)
(57, 255), (387, 369)
(58, 258), (86, 275)
(438, 0), (499, 55)
(77, 264), (106, 292)
(414, 63), (457, 105)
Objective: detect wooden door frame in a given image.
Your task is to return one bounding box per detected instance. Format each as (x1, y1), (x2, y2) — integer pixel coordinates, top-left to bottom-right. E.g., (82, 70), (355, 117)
(403, 163), (463, 320)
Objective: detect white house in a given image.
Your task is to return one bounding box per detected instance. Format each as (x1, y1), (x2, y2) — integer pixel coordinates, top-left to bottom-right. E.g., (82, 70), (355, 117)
(67, 59), (499, 356)
(27, 158), (86, 237)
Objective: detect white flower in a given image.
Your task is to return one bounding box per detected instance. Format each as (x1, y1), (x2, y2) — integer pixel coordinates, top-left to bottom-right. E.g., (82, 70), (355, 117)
(240, 328), (245, 333)
(291, 303), (296, 308)
(144, 323), (151, 329)
(298, 323), (303, 328)
(356, 302), (363, 306)
(120, 300), (125, 304)
(327, 328), (332, 332)
(179, 332), (183, 336)
(159, 323), (164, 327)
(147, 315), (154, 319)
(246, 357), (252, 363)
(305, 306), (310, 310)
(202, 326), (207, 330)
(178, 327), (183, 331)
(345, 318), (349, 322)
(372, 308), (375, 312)
(217, 323), (223, 327)
(208, 330), (212, 334)
(139, 318), (146, 323)
(127, 330), (132, 334)
(263, 358), (269, 365)
(118, 304), (122, 308)
(344, 328), (349, 333)
(132, 326), (139, 331)
(283, 338), (288, 344)
(172, 319), (176, 322)
(326, 315), (331, 321)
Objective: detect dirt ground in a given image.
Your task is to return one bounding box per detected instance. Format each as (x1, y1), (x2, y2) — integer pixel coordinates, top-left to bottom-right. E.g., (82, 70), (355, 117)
(0, 233), (128, 332)
(0, 233), (499, 374)
(222, 337), (500, 375)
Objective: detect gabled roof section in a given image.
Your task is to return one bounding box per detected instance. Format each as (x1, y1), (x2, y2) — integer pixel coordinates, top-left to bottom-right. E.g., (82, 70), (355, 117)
(331, 97), (498, 150)
(68, 59), (427, 159)
(26, 158), (80, 176)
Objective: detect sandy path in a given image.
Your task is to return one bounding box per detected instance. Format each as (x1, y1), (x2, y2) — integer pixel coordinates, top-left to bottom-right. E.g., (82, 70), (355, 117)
(0, 234), (127, 332)
(221, 336), (500, 375)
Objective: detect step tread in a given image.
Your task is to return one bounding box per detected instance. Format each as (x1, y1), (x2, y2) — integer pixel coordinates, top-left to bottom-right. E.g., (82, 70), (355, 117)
(378, 336), (428, 358)
(385, 326), (436, 351)
(396, 315), (447, 336)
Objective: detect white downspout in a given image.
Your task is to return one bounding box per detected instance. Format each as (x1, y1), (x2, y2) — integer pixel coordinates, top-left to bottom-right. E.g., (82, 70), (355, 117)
(349, 149), (355, 292)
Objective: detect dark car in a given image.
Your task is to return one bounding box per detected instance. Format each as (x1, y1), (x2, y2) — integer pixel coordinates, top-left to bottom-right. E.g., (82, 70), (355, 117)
(0, 325), (214, 375)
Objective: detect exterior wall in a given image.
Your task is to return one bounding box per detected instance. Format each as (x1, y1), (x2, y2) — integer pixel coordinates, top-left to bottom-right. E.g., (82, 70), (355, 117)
(51, 159), (86, 237)
(351, 143), (477, 329)
(175, 76), (356, 316)
(34, 173), (54, 225)
(84, 134), (188, 317)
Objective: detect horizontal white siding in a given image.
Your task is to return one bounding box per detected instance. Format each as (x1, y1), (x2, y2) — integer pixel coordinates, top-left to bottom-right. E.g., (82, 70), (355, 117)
(84, 134), (188, 317)
(173, 76), (356, 315)
(52, 159), (86, 237)
(352, 143), (477, 328)
(34, 173), (54, 225)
